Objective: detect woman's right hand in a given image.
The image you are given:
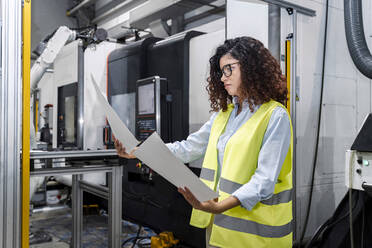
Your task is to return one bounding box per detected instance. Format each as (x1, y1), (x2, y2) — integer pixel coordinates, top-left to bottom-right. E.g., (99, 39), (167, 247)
(113, 135), (137, 159)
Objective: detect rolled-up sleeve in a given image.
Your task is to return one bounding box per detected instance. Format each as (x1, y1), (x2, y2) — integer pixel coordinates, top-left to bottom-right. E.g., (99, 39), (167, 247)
(232, 107), (291, 210)
(166, 112), (218, 164)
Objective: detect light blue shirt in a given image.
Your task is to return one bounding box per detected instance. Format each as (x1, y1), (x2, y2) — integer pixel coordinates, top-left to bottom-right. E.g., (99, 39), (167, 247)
(166, 97), (291, 210)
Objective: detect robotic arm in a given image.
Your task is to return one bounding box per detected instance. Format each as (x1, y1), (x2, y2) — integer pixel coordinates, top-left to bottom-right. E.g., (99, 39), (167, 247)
(30, 25), (108, 93)
(30, 26), (77, 93)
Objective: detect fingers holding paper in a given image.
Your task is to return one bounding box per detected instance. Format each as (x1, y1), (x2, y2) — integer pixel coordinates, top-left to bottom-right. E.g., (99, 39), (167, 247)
(113, 135), (137, 159)
(178, 186), (241, 214)
(178, 187), (221, 214)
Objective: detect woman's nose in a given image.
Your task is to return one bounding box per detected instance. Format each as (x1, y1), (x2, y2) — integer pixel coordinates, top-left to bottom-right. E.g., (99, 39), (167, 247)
(221, 73), (226, 82)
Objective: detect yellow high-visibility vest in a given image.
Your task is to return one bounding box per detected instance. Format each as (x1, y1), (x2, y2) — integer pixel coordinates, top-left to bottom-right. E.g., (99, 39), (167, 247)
(190, 100), (293, 248)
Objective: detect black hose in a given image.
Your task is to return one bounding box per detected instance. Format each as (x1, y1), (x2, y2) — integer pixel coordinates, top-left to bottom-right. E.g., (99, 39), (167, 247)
(305, 191), (359, 248)
(361, 204), (365, 248)
(300, 0), (329, 244)
(344, 0), (372, 79)
(131, 225), (142, 248)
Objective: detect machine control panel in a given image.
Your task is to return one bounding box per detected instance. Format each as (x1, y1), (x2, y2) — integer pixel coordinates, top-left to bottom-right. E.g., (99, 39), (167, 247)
(345, 150), (372, 191)
(346, 113), (372, 194)
(135, 76), (168, 141)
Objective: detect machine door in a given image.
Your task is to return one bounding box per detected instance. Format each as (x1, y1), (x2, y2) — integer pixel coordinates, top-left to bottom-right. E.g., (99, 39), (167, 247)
(57, 82), (78, 148)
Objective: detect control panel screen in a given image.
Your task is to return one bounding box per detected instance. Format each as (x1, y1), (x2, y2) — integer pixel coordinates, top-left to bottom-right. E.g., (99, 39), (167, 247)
(138, 83), (155, 115)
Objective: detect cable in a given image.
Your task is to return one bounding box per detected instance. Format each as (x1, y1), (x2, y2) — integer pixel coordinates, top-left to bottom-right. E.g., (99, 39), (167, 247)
(131, 225), (142, 248)
(305, 189), (359, 247)
(300, 0), (329, 244)
(349, 188), (354, 248)
(121, 236), (152, 248)
(136, 237), (152, 248)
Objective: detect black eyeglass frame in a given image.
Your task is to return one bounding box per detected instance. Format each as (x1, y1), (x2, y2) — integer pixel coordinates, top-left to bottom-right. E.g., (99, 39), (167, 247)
(220, 62), (240, 77)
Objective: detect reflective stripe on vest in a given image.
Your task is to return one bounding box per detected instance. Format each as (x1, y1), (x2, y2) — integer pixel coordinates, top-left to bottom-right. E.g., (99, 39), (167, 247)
(214, 214), (293, 238)
(200, 167), (215, 182)
(219, 177), (292, 205)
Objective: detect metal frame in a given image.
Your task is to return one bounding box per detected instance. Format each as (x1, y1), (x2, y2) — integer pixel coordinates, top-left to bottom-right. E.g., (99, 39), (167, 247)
(260, 0), (315, 17)
(155, 76), (161, 136)
(290, 9), (298, 241)
(72, 174), (83, 247)
(77, 41), (84, 149)
(0, 0), (22, 247)
(30, 149), (117, 159)
(108, 166), (123, 248)
(22, 0), (32, 246)
(30, 150), (123, 248)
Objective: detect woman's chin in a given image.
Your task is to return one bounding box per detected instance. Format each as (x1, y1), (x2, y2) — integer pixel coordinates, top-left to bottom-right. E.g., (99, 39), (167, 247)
(226, 90), (236, 96)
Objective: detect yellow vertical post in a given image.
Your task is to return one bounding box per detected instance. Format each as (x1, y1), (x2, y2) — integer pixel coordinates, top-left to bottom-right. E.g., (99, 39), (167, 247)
(285, 39), (291, 114)
(22, 0), (31, 247)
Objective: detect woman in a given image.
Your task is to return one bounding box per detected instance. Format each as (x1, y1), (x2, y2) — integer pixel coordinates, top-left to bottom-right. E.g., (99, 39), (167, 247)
(115, 37), (293, 248)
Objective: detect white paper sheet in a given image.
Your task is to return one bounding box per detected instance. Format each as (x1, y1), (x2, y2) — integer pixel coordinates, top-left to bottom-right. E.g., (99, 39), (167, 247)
(90, 75), (140, 151)
(134, 132), (219, 202)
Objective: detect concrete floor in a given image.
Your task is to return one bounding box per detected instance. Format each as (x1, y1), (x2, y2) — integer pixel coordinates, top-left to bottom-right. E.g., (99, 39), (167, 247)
(29, 205), (155, 248)
(30, 241), (69, 248)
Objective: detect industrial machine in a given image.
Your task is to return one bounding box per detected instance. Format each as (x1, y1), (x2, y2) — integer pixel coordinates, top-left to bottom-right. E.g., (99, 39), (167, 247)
(305, 114), (372, 247)
(104, 37), (161, 141)
(345, 113), (372, 195)
(105, 31), (206, 247)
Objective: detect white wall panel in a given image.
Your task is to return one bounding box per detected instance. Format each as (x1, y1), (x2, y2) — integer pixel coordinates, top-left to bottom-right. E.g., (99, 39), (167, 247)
(84, 41), (124, 150)
(226, 0), (268, 46)
(356, 73), (372, 127)
(189, 29), (225, 129)
(327, 0), (343, 10)
(188, 29), (225, 169)
(324, 8), (357, 79)
(322, 76), (356, 106)
(285, 0), (372, 239)
(318, 104), (356, 175)
(363, 0), (372, 114)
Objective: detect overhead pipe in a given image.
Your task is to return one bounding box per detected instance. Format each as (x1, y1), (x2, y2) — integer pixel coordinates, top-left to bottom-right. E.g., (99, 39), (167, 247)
(92, 0), (138, 23)
(67, 0), (96, 16)
(344, 0), (372, 79)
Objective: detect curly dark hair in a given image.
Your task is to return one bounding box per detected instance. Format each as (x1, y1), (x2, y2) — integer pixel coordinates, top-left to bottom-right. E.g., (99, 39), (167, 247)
(207, 36), (287, 112)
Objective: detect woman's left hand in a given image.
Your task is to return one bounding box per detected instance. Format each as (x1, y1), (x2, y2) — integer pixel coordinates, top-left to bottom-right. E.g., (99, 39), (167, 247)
(178, 187), (241, 214)
(178, 187), (221, 214)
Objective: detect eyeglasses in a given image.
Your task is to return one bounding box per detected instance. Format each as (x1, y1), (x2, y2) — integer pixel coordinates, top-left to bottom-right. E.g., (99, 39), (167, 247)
(220, 62), (239, 77)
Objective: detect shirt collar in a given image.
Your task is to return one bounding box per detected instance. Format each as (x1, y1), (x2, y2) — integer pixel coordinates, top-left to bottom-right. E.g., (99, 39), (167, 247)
(232, 96), (249, 107)
(232, 96), (260, 112)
